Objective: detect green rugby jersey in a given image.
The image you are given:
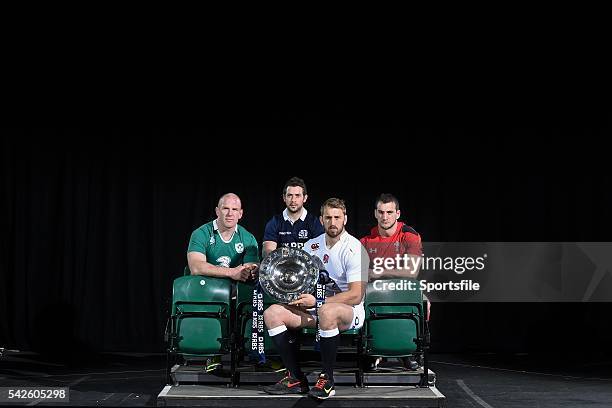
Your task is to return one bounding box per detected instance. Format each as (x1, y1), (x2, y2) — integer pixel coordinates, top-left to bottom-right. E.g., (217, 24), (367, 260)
(187, 219), (259, 267)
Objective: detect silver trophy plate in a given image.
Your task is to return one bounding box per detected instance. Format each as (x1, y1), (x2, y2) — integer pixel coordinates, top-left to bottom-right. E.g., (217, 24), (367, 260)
(259, 247), (320, 303)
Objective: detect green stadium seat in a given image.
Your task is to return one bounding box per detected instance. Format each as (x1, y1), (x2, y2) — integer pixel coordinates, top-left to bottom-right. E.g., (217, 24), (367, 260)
(364, 279), (424, 357)
(168, 275), (232, 357)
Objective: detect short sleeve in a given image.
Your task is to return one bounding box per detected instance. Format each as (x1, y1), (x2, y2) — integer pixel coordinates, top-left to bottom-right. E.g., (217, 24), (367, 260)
(187, 227), (209, 254)
(402, 232), (423, 256)
(359, 236), (375, 267)
(263, 217), (279, 242)
(345, 239), (369, 283)
(243, 233), (260, 263)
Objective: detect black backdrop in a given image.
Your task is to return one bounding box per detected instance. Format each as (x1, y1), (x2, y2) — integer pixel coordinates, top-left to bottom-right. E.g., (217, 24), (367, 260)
(2, 126), (612, 359)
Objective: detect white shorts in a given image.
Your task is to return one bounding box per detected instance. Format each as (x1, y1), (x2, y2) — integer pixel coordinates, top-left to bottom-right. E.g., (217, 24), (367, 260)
(348, 304), (365, 330)
(308, 304), (365, 331)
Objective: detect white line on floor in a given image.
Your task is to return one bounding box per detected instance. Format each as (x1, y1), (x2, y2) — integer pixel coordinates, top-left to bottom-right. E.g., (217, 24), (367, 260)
(68, 375), (90, 387)
(118, 392), (135, 404)
(99, 392), (116, 402)
(432, 360), (612, 381)
(456, 379), (494, 408)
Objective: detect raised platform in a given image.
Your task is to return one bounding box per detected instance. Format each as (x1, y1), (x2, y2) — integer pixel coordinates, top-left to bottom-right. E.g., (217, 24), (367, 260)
(157, 384), (446, 407)
(170, 359), (436, 386)
(164, 360), (443, 407)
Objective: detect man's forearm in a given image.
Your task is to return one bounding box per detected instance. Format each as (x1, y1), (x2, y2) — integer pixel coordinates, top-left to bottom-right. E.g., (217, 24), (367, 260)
(189, 261), (230, 278)
(262, 241), (277, 258)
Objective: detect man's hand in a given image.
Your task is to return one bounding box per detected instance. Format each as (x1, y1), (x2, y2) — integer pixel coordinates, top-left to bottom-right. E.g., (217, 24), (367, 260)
(227, 265), (251, 282)
(368, 269), (380, 282)
(288, 293), (316, 308)
(244, 263), (259, 280)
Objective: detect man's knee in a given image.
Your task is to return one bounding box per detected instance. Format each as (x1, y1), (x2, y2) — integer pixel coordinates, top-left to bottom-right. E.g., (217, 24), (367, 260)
(318, 304), (342, 330)
(264, 304), (286, 327)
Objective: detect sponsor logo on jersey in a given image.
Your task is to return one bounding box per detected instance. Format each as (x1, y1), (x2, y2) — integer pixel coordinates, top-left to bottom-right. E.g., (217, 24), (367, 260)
(298, 229), (308, 239)
(284, 242), (305, 249)
(235, 243), (244, 253)
(209, 236), (215, 245)
(216, 256), (231, 268)
(311, 243), (320, 251)
(279, 231), (292, 235)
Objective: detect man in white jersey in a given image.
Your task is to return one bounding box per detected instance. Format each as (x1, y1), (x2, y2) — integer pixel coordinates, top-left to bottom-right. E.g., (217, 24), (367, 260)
(262, 198), (368, 400)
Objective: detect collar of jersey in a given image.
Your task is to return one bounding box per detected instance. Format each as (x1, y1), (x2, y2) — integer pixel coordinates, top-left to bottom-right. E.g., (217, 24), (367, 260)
(326, 230), (349, 249)
(282, 207), (308, 223)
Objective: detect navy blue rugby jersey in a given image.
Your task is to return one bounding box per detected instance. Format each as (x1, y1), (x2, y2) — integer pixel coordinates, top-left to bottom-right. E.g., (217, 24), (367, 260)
(263, 208), (324, 249)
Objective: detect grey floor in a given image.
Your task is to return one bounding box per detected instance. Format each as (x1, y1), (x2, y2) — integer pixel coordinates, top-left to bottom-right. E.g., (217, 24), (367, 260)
(1, 351), (611, 407)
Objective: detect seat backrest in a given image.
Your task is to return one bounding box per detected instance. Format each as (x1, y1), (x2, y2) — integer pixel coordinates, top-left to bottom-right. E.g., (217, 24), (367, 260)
(171, 275), (232, 356)
(365, 278), (423, 306)
(364, 279), (423, 356)
(172, 275), (232, 314)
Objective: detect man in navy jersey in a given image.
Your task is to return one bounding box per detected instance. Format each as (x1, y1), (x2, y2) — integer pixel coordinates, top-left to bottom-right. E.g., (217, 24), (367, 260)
(262, 177), (324, 257)
(255, 177), (324, 370)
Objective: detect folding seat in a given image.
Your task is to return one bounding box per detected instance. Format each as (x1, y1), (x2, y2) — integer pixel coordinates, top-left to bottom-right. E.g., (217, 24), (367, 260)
(362, 278), (430, 385)
(165, 275), (232, 383)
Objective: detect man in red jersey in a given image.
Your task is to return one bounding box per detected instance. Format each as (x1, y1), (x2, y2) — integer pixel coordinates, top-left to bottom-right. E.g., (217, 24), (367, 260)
(360, 193), (428, 371)
(360, 193), (422, 280)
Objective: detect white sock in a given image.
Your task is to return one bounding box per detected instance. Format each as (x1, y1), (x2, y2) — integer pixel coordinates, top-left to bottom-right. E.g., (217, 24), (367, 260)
(268, 325), (288, 337)
(319, 328), (340, 338)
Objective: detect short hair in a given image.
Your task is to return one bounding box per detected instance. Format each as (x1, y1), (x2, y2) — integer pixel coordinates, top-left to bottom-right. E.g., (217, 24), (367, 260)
(375, 193), (400, 211)
(283, 176), (308, 196)
(218, 193), (242, 209)
(321, 197), (346, 215)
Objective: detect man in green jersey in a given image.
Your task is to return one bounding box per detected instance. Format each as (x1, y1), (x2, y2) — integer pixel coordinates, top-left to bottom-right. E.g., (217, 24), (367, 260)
(187, 192), (259, 281)
(186, 192), (259, 372)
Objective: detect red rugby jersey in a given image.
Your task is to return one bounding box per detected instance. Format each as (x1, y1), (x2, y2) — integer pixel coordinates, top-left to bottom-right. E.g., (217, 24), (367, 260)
(360, 222), (429, 320)
(359, 221), (422, 262)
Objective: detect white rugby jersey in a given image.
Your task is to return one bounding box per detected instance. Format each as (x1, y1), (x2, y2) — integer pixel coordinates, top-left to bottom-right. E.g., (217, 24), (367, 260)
(304, 230), (368, 303)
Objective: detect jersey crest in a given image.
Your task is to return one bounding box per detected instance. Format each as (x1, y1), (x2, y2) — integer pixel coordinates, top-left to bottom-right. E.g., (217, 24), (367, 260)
(216, 256), (231, 268)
